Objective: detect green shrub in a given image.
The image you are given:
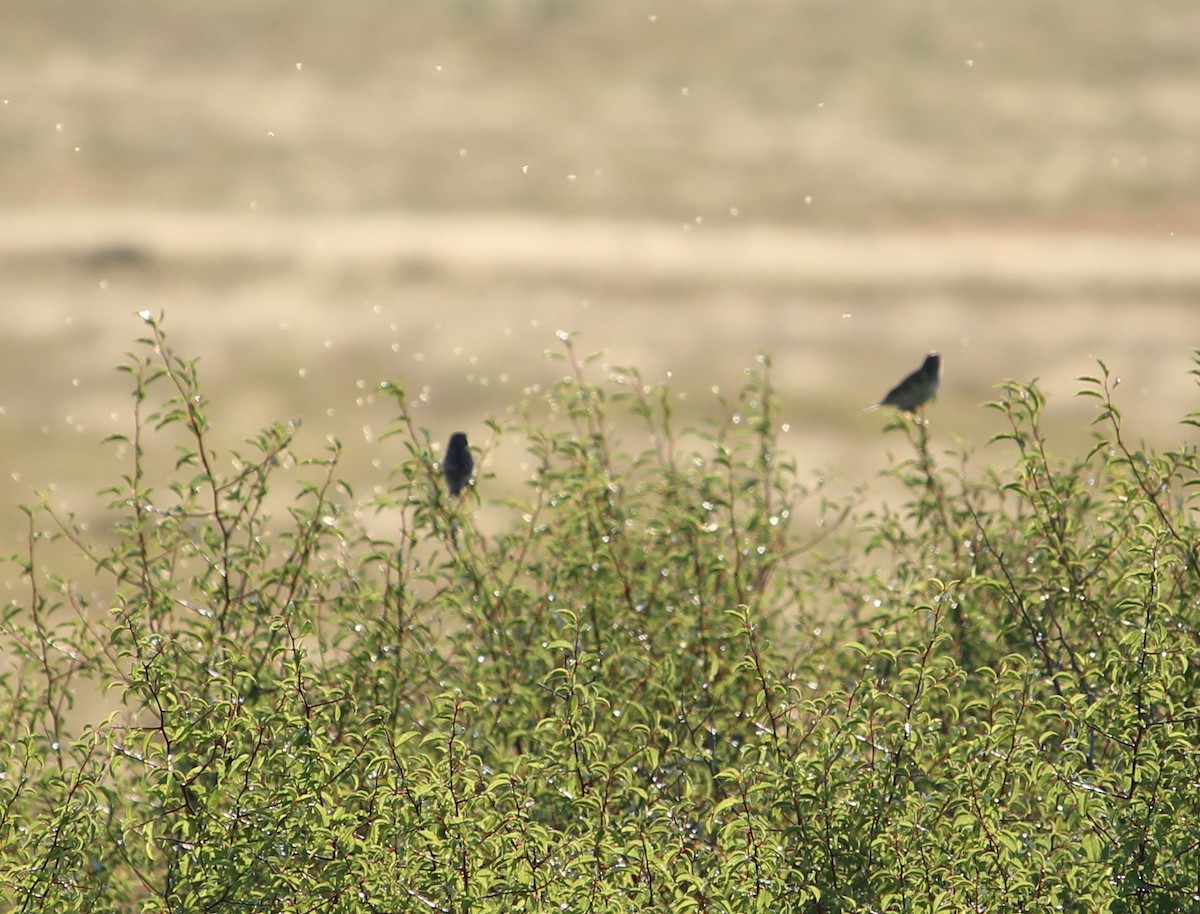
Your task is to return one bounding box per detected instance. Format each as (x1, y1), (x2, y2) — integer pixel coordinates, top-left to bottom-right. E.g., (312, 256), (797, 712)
(2, 315), (1198, 912)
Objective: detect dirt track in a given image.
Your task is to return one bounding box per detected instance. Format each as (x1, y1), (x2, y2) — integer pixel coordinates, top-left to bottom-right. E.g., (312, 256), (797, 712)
(4, 209), (1198, 286)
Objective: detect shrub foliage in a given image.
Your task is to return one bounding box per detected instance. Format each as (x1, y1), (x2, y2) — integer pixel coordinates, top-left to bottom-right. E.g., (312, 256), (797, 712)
(2, 316), (1199, 912)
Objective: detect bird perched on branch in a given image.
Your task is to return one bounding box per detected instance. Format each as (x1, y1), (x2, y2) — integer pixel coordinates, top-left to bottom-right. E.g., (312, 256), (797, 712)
(868, 353), (941, 416)
(442, 432), (474, 496)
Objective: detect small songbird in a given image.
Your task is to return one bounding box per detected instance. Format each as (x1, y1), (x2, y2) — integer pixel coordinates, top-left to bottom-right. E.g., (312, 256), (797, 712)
(872, 353), (942, 415)
(442, 432), (474, 496)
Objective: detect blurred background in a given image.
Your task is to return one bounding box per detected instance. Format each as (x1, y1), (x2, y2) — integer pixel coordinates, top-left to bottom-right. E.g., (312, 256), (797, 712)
(2, 0), (1199, 554)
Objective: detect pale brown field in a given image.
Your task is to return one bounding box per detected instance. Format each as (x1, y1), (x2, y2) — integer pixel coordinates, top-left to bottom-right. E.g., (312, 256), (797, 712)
(2, 0), (1199, 568)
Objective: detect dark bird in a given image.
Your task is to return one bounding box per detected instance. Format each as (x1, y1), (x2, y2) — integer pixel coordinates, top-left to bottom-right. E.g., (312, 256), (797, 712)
(442, 432), (474, 496)
(872, 353), (942, 415)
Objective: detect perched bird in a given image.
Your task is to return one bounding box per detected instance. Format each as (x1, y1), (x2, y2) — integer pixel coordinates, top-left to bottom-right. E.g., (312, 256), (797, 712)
(442, 432), (474, 496)
(871, 353), (942, 415)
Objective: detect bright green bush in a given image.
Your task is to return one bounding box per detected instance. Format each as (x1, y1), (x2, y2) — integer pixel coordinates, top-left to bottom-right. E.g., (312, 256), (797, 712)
(2, 316), (1198, 912)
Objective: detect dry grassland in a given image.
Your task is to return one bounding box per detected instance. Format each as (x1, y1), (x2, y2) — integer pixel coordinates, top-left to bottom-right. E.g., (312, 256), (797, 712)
(1, 0), (1198, 567)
